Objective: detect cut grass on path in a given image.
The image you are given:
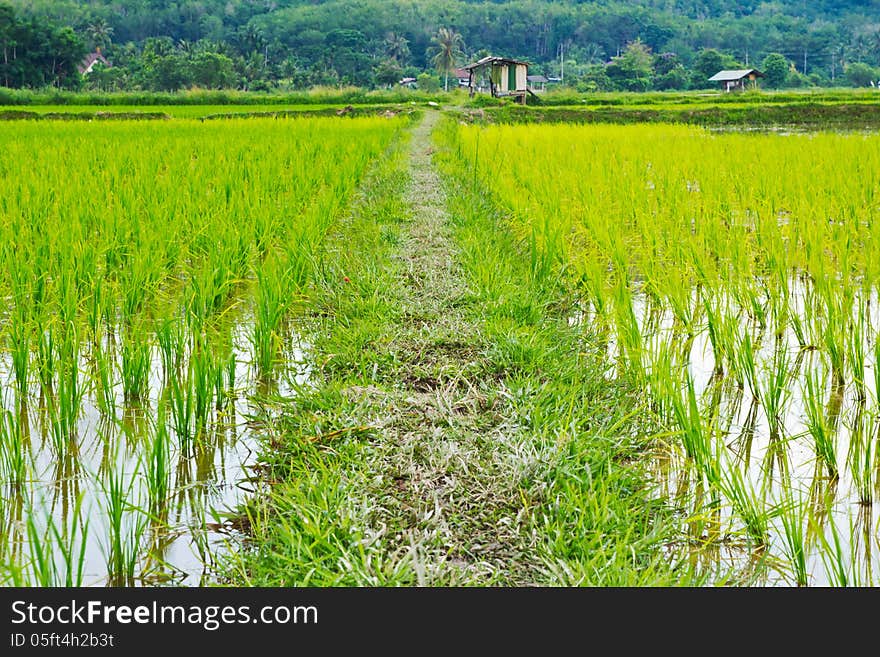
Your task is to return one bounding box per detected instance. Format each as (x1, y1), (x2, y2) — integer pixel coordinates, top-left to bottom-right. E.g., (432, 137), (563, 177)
(223, 111), (715, 586)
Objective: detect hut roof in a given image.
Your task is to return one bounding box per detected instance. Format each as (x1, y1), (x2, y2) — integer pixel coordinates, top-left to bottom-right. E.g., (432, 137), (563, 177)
(708, 68), (764, 81)
(463, 56), (530, 70)
(78, 50), (110, 74)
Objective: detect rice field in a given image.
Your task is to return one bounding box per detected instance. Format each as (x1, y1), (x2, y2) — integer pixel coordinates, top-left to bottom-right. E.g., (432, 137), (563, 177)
(0, 115), (405, 585)
(446, 122), (880, 586)
(5, 104), (879, 589)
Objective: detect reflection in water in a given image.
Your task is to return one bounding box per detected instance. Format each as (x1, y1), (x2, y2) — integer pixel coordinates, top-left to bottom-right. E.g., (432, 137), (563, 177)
(579, 275), (880, 586)
(0, 318), (310, 586)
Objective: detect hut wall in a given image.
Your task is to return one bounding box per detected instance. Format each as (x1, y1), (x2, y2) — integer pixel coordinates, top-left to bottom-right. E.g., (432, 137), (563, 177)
(498, 64), (509, 92)
(515, 64), (527, 91)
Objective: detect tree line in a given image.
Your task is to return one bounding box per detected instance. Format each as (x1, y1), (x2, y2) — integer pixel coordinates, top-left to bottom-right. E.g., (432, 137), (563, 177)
(3, 0), (880, 92)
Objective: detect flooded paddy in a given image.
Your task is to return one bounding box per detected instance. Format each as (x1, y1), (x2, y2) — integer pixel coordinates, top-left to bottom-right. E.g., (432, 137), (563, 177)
(455, 121), (880, 586)
(0, 315), (310, 586)
(0, 116), (405, 585)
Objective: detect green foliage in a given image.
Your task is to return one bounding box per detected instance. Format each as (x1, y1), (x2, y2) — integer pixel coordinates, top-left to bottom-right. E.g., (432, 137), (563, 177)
(416, 72), (441, 92)
(190, 51), (236, 89)
(605, 39), (654, 92)
(0, 4), (86, 89)
(374, 58), (403, 88)
(692, 48), (726, 82)
(762, 53), (791, 88)
(844, 61), (880, 87)
(6, 0), (880, 93)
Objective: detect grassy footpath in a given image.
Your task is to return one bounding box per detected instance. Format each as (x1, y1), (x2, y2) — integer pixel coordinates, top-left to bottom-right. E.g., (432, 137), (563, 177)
(223, 111), (716, 586)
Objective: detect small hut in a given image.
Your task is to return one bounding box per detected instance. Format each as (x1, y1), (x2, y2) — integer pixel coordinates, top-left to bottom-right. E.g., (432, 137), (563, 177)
(708, 69), (764, 92)
(78, 48), (111, 75)
(463, 56), (530, 104)
(527, 74), (549, 92)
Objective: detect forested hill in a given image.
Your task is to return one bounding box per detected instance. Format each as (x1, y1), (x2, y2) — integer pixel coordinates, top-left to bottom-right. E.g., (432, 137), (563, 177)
(4, 0), (880, 91)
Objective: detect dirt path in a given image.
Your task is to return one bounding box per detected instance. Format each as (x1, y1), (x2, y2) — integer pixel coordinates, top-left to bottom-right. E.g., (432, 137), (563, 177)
(348, 110), (538, 584)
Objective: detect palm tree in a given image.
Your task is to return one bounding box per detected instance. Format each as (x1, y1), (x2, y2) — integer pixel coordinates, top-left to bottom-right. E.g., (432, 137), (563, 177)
(429, 27), (464, 91)
(85, 18), (113, 51)
(384, 32), (410, 63)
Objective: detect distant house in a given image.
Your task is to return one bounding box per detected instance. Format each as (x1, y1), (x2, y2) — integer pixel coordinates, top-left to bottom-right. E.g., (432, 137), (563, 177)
(527, 74), (549, 92)
(399, 76), (417, 89)
(453, 67), (470, 87)
(78, 49), (111, 75)
(463, 56), (530, 104)
(709, 68), (764, 92)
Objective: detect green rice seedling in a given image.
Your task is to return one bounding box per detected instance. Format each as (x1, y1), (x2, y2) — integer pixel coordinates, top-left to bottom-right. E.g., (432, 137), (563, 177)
(57, 343), (83, 438)
(20, 488), (87, 587)
(121, 324), (151, 402)
(702, 295), (726, 378)
(36, 325), (55, 394)
(45, 493), (89, 587)
(100, 461), (148, 586)
(251, 252), (288, 376)
(735, 330), (760, 398)
(190, 339), (215, 435)
(220, 348), (236, 413)
(759, 341), (792, 443)
(6, 255), (33, 396)
(718, 460), (774, 547)
(168, 365), (194, 445)
(612, 276), (644, 382)
(766, 260), (792, 341)
(669, 374), (717, 479)
(91, 341), (117, 419)
(24, 512), (59, 587)
(820, 301), (847, 392)
(0, 408), (27, 487)
(875, 336), (880, 411)
(578, 257), (610, 320)
(846, 406), (875, 505)
(43, 355), (83, 458)
(283, 224), (319, 294)
(8, 314), (30, 397)
(146, 401), (172, 517)
(209, 324), (237, 414)
(853, 505), (876, 586)
(789, 304), (808, 350)
(84, 265), (106, 343)
(186, 250), (238, 329)
(778, 490), (810, 586)
(795, 276), (820, 349)
(156, 313), (187, 384)
(740, 284), (768, 332)
(847, 294), (868, 403)
(802, 365), (838, 480)
(662, 268), (697, 339)
(814, 514), (853, 587)
(643, 338), (680, 422)
(186, 492), (214, 580)
(0, 474), (25, 543)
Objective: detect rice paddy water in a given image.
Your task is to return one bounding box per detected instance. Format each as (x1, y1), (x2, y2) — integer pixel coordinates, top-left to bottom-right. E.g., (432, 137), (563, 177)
(445, 122), (880, 586)
(0, 116), (404, 585)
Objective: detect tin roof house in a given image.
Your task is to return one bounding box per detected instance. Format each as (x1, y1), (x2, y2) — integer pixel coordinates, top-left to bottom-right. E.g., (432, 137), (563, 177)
(709, 68), (764, 92)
